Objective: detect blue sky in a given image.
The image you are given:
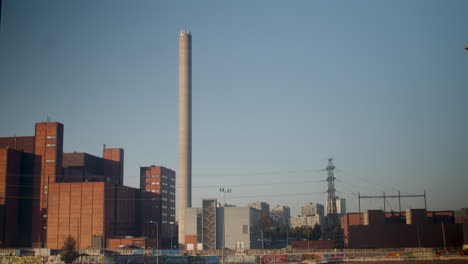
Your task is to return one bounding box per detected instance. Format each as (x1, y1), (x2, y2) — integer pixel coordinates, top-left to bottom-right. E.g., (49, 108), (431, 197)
(0, 0), (467, 215)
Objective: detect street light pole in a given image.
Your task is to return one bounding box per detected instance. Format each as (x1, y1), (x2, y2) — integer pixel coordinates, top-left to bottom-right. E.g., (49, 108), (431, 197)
(219, 187), (231, 263)
(170, 221), (175, 250)
(147, 221), (159, 264)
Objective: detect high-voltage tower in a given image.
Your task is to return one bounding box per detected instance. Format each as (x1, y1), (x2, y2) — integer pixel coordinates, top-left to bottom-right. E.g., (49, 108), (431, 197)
(326, 158), (337, 215)
(325, 158), (339, 227)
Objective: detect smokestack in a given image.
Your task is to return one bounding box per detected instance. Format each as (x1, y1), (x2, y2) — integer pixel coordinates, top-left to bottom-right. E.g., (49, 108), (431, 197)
(178, 29), (192, 248)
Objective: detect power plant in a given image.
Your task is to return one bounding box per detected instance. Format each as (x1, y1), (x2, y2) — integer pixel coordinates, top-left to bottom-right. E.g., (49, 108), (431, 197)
(177, 29), (192, 248)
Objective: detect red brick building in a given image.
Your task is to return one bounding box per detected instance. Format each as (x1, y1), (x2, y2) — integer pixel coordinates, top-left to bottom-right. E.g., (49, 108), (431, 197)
(140, 166), (176, 249)
(46, 182), (139, 249)
(0, 122), (63, 247)
(341, 209), (464, 248)
(0, 122), (152, 249)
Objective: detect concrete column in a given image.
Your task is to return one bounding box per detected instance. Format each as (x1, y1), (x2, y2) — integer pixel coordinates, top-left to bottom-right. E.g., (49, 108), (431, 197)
(177, 30), (192, 247)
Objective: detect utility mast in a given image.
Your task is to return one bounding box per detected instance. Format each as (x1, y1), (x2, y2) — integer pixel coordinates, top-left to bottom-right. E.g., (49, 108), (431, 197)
(326, 158), (337, 214)
(323, 158), (343, 247)
(325, 158), (338, 227)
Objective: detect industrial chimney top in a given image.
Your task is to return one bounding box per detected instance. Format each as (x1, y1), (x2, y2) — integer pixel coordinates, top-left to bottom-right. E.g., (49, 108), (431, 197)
(180, 30), (191, 36)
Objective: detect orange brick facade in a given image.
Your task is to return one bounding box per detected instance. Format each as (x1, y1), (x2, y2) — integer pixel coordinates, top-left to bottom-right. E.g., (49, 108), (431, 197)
(0, 148), (21, 247)
(46, 182), (138, 249)
(33, 122), (64, 247)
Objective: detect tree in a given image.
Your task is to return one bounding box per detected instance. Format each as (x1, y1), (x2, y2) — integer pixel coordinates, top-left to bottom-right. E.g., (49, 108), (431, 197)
(60, 235), (80, 264)
(310, 224), (321, 240)
(260, 214), (273, 233)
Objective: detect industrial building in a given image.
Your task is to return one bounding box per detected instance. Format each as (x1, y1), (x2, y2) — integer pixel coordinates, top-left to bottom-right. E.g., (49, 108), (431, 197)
(0, 122), (175, 249)
(184, 199), (262, 251)
(140, 166), (176, 249)
(46, 182), (139, 249)
(341, 209), (464, 248)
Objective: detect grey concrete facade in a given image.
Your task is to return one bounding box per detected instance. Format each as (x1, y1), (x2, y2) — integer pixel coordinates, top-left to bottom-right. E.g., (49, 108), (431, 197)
(177, 30), (192, 247)
(184, 205), (261, 250)
(216, 207), (261, 250)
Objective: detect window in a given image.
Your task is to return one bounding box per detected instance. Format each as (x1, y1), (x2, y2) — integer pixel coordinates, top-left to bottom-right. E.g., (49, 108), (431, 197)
(46, 135), (56, 139)
(45, 160), (55, 163)
(243, 225), (248, 234)
(46, 144), (56, 147)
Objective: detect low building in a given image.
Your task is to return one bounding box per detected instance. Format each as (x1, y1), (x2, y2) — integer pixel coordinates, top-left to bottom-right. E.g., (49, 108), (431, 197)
(184, 199), (261, 250)
(217, 206), (261, 250)
(341, 209), (464, 248)
(46, 182), (140, 249)
(107, 237), (156, 249)
(455, 208), (468, 224)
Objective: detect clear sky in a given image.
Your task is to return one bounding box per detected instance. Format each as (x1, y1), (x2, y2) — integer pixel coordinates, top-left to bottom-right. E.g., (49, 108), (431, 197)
(0, 0), (467, 216)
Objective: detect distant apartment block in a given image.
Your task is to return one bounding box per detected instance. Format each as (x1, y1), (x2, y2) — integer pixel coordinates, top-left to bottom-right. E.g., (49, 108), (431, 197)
(248, 201), (270, 216)
(325, 197), (346, 216)
(290, 215), (323, 229)
(336, 198), (346, 215)
(270, 205), (291, 228)
(301, 203), (324, 217)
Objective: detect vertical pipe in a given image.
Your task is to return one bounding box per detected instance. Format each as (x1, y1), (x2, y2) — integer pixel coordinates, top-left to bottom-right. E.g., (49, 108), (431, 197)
(398, 191), (401, 214)
(383, 192), (386, 212)
(424, 190), (427, 210)
(358, 192), (361, 225)
(358, 192), (360, 213)
(441, 222), (446, 251)
(178, 30), (192, 248)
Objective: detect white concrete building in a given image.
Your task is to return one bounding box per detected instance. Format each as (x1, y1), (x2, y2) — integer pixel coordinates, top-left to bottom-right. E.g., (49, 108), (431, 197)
(290, 215), (323, 228)
(270, 205), (291, 228)
(248, 201), (270, 216)
(301, 203), (324, 217)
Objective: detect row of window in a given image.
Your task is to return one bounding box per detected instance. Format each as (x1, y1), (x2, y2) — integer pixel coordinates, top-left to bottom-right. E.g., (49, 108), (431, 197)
(143, 182), (160, 185)
(143, 175), (160, 178)
(142, 190), (160, 193)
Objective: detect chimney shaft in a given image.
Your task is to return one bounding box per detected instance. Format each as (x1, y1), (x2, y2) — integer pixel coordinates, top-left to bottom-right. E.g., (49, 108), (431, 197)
(177, 30), (192, 248)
